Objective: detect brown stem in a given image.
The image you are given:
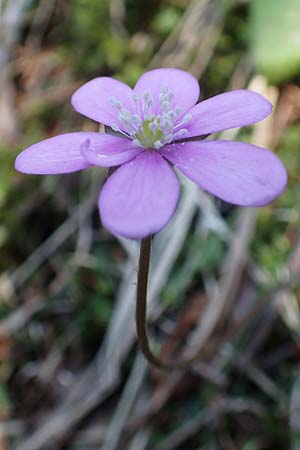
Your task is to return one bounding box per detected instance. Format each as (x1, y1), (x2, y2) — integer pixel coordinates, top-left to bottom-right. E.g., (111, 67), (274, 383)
(136, 237), (201, 370)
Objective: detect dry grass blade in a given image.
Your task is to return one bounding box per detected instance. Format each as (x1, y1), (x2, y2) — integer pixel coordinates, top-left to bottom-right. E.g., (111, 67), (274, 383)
(100, 356), (147, 450)
(10, 173), (100, 290)
(149, 0), (224, 69)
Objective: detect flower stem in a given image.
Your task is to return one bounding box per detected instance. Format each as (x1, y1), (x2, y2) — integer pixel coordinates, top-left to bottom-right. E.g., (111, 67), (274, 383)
(136, 236), (166, 368)
(136, 237), (201, 370)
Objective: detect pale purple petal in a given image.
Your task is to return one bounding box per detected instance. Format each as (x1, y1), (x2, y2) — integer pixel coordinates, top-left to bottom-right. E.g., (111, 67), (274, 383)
(184, 90), (273, 138)
(161, 140), (287, 206)
(99, 151), (179, 239)
(15, 132), (105, 174)
(134, 68), (200, 115)
(80, 134), (143, 167)
(71, 77), (135, 128)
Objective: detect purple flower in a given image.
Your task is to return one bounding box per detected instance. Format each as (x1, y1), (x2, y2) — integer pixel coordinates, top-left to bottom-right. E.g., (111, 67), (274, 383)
(15, 68), (287, 239)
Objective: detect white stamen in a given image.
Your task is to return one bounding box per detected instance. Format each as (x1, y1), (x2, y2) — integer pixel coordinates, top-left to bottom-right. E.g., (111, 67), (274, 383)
(165, 133), (173, 144)
(160, 118), (172, 132)
(173, 128), (188, 139)
(111, 123), (131, 138)
(132, 114), (141, 124)
(175, 106), (182, 117)
(141, 91), (154, 119)
(154, 140), (163, 149)
(162, 101), (170, 113)
(111, 123), (120, 132)
(174, 114), (192, 130)
(109, 85), (192, 149)
(110, 96), (122, 110)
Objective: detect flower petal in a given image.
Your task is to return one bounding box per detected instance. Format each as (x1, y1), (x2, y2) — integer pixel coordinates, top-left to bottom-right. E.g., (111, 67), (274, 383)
(99, 151), (180, 239)
(16, 132), (107, 174)
(161, 140), (287, 206)
(134, 68), (200, 115)
(80, 134), (143, 167)
(71, 77), (135, 128)
(184, 90), (273, 138)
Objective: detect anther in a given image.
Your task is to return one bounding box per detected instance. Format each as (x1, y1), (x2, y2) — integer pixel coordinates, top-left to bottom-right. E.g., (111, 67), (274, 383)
(173, 129), (188, 139)
(154, 140), (163, 149)
(162, 101), (170, 113)
(110, 96), (122, 110)
(175, 107), (182, 117)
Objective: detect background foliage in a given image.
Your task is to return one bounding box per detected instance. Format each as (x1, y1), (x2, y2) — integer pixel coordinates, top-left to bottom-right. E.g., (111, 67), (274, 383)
(1, 0), (300, 449)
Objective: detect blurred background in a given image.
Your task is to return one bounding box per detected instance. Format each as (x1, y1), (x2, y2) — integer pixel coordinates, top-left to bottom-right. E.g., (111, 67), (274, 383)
(1, 0), (300, 449)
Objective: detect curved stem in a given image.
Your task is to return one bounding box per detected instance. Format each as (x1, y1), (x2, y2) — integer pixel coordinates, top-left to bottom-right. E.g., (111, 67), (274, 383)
(136, 237), (201, 370)
(136, 236), (166, 368)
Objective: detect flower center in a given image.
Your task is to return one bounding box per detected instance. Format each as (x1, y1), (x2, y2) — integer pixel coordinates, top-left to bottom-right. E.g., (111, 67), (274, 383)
(109, 85), (191, 150)
(135, 118), (165, 148)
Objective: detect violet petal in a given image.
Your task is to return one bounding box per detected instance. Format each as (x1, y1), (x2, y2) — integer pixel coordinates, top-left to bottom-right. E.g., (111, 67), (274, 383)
(14, 132), (106, 174)
(134, 68), (200, 116)
(161, 140), (287, 206)
(80, 134), (143, 167)
(99, 151), (180, 239)
(71, 77), (135, 128)
(184, 90), (273, 138)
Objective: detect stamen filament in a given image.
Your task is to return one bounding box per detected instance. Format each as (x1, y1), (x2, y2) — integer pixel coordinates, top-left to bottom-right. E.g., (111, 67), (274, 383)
(109, 86), (192, 149)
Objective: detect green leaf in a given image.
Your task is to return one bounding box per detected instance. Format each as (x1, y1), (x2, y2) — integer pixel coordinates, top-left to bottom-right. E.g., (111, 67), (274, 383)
(250, 0), (300, 83)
